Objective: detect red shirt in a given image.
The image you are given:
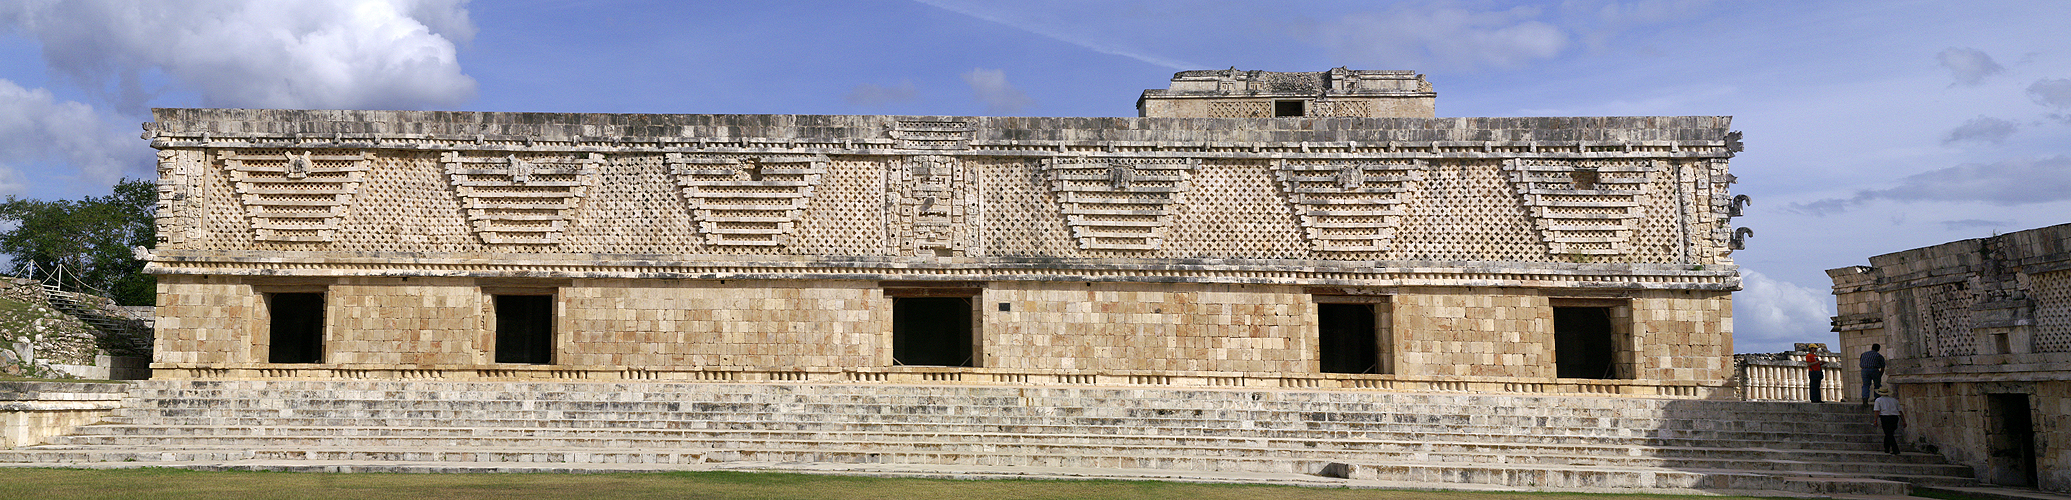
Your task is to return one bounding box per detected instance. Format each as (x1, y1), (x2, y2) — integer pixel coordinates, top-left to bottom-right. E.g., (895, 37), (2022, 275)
(1807, 352), (1824, 371)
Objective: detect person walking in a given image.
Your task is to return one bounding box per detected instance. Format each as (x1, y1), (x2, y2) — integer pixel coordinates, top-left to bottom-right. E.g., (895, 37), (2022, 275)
(1874, 387), (1903, 454)
(1806, 349), (1825, 403)
(1860, 344), (1886, 405)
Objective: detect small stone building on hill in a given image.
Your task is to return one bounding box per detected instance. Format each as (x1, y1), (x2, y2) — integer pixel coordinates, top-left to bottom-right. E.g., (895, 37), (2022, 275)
(1829, 223), (2070, 491)
(140, 69), (1748, 398)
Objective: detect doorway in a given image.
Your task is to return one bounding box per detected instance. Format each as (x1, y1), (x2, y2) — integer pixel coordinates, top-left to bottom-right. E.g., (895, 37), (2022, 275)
(1985, 393), (2037, 486)
(1554, 306), (1618, 379)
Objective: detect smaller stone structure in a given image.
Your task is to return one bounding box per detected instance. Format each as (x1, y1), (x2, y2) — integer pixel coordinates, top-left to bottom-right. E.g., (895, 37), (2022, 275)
(1138, 68), (1435, 118)
(0, 382), (127, 448)
(1830, 222), (2071, 491)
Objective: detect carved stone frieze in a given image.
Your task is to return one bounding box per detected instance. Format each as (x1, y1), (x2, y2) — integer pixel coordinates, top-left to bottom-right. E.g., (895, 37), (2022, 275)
(1275, 159), (1427, 253)
(219, 150), (371, 243)
(887, 155), (976, 256)
(1501, 159), (1658, 256)
(668, 153), (828, 248)
(441, 151), (602, 245)
(1043, 157), (1199, 251)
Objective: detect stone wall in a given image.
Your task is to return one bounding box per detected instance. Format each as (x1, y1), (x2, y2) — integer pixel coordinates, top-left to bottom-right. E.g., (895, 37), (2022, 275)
(153, 277), (1734, 392)
(141, 104), (1742, 396)
(0, 382), (127, 448)
(1828, 222), (2071, 491)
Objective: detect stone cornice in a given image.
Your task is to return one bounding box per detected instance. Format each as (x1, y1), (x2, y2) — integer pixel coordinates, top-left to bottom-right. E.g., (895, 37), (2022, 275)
(145, 109), (1737, 159)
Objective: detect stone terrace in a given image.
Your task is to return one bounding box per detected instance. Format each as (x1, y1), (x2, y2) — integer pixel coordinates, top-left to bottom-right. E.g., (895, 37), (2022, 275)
(1, 380), (1970, 497)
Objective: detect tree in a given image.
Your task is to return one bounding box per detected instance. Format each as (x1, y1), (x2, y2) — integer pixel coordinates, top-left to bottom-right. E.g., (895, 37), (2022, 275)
(0, 178), (157, 305)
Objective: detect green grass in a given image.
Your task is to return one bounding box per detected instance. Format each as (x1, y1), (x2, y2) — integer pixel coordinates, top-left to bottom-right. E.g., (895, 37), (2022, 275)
(0, 468), (1808, 500)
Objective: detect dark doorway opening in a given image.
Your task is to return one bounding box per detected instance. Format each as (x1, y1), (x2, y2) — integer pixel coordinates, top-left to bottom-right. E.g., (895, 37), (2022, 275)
(495, 294), (554, 364)
(1274, 100), (1306, 117)
(267, 292), (325, 363)
(1986, 393), (2037, 486)
(1318, 303), (1379, 374)
(1554, 306), (1617, 379)
(893, 296), (973, 367)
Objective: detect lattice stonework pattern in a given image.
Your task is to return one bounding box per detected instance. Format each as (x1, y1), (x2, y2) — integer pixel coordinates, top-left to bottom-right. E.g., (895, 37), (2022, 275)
(441, 152), (601, 245)
(219, 150), (371, 242)
(888, 155), (978, 256)
(1206, 101), (1270, 118)
(2029, 270), (2071, 353)
(668, 153), (828, 248)
(1044, 157), (1199, 251)
(1274, 159), (1427, 253)
(1502, 159), (1658, 255)
(1310, 101), (1375, 117)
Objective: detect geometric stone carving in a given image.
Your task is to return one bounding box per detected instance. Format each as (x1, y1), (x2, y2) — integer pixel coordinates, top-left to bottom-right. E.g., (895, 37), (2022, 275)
(1274, 159), (1426, 253)
(668, 153), (828, 248)
(889, 120), (971, 150)
(887, 155), (975, 256)
(1207, 101), (1270, 118)
(1043, 157), (1200, 251)
(220, 150), (370, 243)
(441, 151), (602, 245)
(1501, 159), (1658, 256)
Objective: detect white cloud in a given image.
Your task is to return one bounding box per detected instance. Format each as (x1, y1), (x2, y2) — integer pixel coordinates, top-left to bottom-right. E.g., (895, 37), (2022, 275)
(1941, 116), (2018, 145)
(1, 0), (476, 111)
(1936, 47), (2004, 86)
(961, 68), (1032, 114)
(1309, 4), (1569, 71)
(1733, 270), (1836, 354)
(0, 79), (140, 195)
(844, 81), (918, 107)
(1790, 156), (2071, 214)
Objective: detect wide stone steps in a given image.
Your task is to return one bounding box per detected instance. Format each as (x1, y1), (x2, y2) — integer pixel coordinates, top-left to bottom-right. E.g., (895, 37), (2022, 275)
(63, 422), (1898, 453)
(105, 399), (1882, 431)
(3, 380), (1973, 497)
(105, 408), (1897, 448)
(31, 431), (1969, 478)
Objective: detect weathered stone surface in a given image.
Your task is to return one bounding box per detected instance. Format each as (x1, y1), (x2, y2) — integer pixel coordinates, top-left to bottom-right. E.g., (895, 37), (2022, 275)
(140, 69), (1742, 397)
(1828, 222), (2071, 492)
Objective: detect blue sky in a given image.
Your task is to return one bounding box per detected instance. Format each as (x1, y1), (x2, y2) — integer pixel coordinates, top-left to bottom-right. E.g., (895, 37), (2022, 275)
(4, 0), (2069, 353)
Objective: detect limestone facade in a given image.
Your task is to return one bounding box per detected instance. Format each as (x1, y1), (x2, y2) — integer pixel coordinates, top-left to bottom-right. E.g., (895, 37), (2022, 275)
(1829, 223), (2071, 491)
(143, 70), (1745, 398)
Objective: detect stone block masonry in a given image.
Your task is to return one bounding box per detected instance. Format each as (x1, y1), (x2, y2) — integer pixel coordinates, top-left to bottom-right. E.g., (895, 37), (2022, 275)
(139, 70), (1746, 400)
(1829, 222), (2071, 492)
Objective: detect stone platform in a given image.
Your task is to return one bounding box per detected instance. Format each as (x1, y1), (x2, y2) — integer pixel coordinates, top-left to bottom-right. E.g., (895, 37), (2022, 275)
(0, 380), (1974, 497)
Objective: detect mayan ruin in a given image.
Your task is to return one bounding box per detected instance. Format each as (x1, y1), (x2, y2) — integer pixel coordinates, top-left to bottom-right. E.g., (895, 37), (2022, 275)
(0, 69), (2009, 497)
(1830, 223), (2071, 491)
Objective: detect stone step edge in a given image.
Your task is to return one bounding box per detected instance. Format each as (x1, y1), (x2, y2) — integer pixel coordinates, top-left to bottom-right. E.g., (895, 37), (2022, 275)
(49, 427), (1937, 461)
(4, 443), (1974, 476)
(93, 417), (1884, 439)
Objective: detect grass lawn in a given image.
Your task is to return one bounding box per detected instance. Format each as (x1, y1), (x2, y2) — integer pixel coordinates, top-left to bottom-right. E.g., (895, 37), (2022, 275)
(0, 467), (1807, 500)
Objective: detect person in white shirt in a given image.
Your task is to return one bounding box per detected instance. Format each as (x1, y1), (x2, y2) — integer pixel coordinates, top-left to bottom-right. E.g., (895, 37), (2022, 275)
(1873, 387), (1903, 455)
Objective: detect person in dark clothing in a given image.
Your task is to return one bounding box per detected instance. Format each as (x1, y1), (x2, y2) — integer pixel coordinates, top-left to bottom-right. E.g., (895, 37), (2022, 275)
(1859, 344), (1886, 404)
(1806, 350), (1824, 403)
(1873, 386), (1903, 454)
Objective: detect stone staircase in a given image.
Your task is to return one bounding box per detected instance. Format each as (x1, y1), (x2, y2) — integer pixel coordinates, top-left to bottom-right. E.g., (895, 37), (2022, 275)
(0, 380), (1975, 496)
(37, 283), (151, 357)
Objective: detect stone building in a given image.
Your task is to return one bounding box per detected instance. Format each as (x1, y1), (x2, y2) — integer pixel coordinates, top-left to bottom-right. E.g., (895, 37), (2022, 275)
(140, 69), (1746, 398)
(1830, 223), (2071, 491)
